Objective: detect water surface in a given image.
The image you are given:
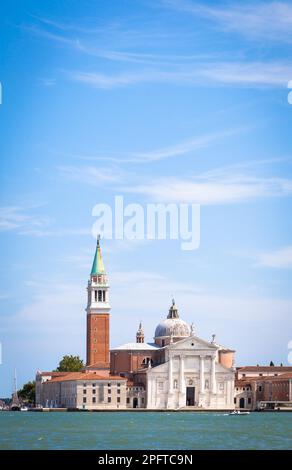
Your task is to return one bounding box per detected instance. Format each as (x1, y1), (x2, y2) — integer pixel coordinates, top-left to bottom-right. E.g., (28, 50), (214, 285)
(0, 412), (291, 450)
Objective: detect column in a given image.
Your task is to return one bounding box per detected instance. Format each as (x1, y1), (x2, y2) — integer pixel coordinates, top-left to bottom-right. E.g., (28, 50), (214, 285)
(146, 374), (152, 409)
(168, 355), (173, 393)
(211, 355), (216, 394)
(179, 355), (184, 393)
(200, 355), (205, 394)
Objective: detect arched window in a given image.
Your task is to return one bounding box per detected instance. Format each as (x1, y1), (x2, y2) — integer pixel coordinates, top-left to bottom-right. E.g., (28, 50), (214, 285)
(98, 290), (102, 301)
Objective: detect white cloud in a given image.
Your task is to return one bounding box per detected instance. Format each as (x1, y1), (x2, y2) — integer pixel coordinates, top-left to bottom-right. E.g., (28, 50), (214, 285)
(257, 245), (292, 268)
(70, 129), (245, 164)
(57, 165), (122, 185)
(69, 61), (292, 89)
(19, 227), (91, 237)
(131, 128), (243, 162)
(0, 205), (50, 233)
(123, 172), (292, 205)
(40, 78), (56, 87)
(164, 0), (292, 43)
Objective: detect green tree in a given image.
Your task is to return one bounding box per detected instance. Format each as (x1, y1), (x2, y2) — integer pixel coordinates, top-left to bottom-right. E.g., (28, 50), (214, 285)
(269, 361), (275, 366)
(18, 381), (35, 404)
(55, 355), (84, 372)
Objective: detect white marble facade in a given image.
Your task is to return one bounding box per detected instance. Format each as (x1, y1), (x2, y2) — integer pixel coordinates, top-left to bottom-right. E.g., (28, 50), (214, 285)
(146, 336), (235, 410)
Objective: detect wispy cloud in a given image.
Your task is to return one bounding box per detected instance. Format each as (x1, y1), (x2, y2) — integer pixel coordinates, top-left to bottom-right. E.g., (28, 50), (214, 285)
(19, 227), (91, 238)
(57, 165), (122, 184)
(24, 12), (292, 88)
(39, 78), (56, 87)
(256, 245), (292, 268)
(123, 169), (292, 205)
(74, 128), (244, 164)
(0, 205), (50, 232)
(69, 60), (292, 89)
(0, 205), (91, 238)
(163, 0), (292, 43)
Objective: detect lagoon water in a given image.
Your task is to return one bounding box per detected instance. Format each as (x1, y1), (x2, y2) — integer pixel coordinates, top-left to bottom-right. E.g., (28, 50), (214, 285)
(0, 412), (291, 450)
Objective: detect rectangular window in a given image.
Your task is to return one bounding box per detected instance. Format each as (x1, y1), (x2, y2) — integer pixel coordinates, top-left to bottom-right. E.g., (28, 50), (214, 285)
(117, 389), (120, 394)
(126, 398), (130, 404)
(108, 383), (111, 387)
(94, 290), (97, 302)
(83, 389), (86, 394)
(92, 389), (96, 394)
(108, 397), (111, 403)
(117, 383), (121, 387)
(234, 397), (236, 404)
(83, 397), (86, 403)
(117, 397), (120, 403)
(248, 398), (252, 404)
(98, 290), (102, 302)
(259, 386), (262, 392)
(99, 385), (104, 402)
(92, 383), (96, 387)
(92, 397), (96, 403)
(108, 389), (111, 394)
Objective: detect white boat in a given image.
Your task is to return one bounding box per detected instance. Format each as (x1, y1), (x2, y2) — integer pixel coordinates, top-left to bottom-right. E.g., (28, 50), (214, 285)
(20, 406), (28, 412)
(228, 410), (250, 415)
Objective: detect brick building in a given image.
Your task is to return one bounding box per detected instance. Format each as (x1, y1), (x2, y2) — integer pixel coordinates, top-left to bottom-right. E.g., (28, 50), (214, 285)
(235, 366), (292, 410)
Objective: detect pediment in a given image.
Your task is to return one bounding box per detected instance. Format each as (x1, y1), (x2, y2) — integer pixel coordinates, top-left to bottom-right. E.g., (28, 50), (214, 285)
(168, 335), (217, 351)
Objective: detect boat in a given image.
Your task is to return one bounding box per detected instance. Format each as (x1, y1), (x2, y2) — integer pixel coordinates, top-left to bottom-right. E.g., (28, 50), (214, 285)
(228, 410), (250, 415)
(10, 369), (21, 411)
(20, 406), (28, 412)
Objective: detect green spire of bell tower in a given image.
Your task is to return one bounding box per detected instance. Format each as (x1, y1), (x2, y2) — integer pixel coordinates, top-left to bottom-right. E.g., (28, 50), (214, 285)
(90, 235), (106, 275)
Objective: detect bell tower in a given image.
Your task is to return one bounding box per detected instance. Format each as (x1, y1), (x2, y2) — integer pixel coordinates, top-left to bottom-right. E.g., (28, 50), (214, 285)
(86, 236), (110, 368)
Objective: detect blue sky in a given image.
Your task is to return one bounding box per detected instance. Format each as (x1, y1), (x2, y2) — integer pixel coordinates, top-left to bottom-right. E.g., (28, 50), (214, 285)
(1, 0), (292, 396)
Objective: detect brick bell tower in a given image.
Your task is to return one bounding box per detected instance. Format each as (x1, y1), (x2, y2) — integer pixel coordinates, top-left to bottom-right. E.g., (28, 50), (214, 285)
(86, 236), (110, 369)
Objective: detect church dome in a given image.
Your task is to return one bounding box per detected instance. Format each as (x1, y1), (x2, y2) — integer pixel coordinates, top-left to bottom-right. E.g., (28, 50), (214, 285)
(154, 299), (191, 340)
(154, 318), (191, 339)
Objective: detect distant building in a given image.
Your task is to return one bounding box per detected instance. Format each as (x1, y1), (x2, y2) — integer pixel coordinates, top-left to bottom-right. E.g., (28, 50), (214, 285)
(37, 371), (127, 409)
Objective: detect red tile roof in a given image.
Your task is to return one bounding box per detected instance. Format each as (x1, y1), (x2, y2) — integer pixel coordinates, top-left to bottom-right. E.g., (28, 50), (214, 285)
(38, 372), (69, 377)
(47, 372), (126, 383)
(237, 366), (292, 372)
(236, 373), (292, 387)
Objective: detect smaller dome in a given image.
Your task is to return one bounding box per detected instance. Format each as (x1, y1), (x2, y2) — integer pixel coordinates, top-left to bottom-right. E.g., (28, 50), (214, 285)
(155, 318), (191, 339)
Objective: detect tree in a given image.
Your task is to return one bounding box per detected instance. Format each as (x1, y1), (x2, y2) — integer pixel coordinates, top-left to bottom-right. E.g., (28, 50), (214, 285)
(269, 361), (275, 366)
(55, 355), (84, 372)
(18, 381), (35, 404)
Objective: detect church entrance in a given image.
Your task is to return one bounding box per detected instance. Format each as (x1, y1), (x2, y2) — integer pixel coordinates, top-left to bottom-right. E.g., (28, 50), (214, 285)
(133, 398), (138, 408)
(239, 397), (245, 408)
(186, 387), (195, 406)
